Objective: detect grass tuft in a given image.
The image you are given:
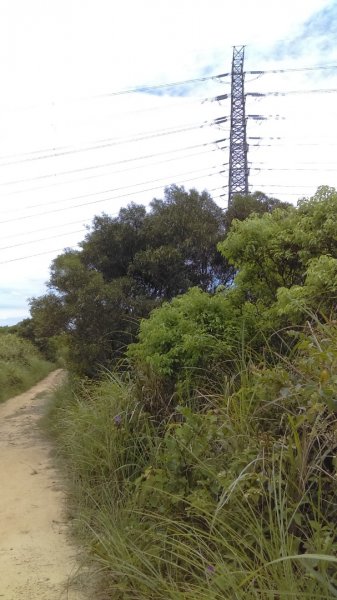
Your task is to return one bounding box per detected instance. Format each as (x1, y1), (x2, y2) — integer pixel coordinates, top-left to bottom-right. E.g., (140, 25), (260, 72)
(0, 333), (54, 402)
(46, 321), (337, 598)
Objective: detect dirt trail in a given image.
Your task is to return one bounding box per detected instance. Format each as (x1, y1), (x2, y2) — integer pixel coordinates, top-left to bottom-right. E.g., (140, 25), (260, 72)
(0, 370), (88, 600)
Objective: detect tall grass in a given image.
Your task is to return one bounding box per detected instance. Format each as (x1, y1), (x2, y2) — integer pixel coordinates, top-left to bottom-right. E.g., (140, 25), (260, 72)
(0, 333), (54, 402)
(46, 322), (337, 598)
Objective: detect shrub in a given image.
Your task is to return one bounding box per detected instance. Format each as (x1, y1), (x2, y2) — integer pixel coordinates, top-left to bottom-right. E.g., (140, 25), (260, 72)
(128, 287), (260, 414)
(48, 321), (337, 598)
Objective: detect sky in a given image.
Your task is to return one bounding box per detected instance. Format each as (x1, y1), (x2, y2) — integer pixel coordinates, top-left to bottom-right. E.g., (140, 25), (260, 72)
(0, 0), (337, 325)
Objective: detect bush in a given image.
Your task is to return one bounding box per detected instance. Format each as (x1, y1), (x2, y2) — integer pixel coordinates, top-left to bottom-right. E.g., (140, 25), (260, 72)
(43, 187), (337, 597)
(47, 321), (337, 598)
(128, 287), (261, 415)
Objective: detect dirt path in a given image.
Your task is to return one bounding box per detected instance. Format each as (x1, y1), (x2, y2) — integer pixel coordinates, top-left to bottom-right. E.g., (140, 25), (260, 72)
(0, 370), (88, 600)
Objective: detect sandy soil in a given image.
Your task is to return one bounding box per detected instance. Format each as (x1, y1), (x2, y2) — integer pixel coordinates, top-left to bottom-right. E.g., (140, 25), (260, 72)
(0, 370), (89, 600)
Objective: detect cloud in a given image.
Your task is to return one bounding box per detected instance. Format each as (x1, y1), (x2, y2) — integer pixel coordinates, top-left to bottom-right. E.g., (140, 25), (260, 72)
(269, 2), (337, 60)
(140, 80), (211, 98)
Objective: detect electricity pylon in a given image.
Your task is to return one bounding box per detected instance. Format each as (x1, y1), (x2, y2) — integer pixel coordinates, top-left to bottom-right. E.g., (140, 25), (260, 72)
(228, 46), (248, 205)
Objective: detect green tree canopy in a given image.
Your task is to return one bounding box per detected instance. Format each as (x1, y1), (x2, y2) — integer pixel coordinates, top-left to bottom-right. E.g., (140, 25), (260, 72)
(218, 186), (337, 306)
(223, 191), (290, 230)
(29, 186), (232, 375)
(128, 186), (337, 406)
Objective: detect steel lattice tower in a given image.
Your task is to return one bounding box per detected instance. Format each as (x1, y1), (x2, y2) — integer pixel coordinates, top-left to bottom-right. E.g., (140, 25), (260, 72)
(228, 46), (248, 205)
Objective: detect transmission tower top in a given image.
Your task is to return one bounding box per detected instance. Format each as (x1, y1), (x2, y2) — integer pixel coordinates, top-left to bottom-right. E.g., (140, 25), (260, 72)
(228, 45), (249, 205)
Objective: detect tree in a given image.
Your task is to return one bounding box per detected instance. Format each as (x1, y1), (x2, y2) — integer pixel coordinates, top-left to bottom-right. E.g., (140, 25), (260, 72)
(143, 186), (231, 293)
(128, 186), (337, 408)
(223, 191), (291, 230)
(25, 293), (68, 359)
(80, 203), (147, 282)
(29, 186), (232, 375)
(219, 185), (337, 308)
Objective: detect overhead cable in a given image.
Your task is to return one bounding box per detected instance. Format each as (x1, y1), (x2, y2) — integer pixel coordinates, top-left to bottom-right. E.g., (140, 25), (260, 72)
(0, 170), (220, 225)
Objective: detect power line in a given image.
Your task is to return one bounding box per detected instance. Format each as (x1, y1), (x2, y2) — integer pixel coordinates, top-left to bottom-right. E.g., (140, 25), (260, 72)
(252, 160), (337, 165)
(0, 96), (217, 163)
(0, 146), (218, 202)
(250, 166), (337, 172)
(0, 219), (93, 242)
(248, 188), (316, 197)
(0, 141), (216, 188)
(0, 175), (224, 263)
(0, 72), (230, 112)
(248, 141), (337, 147)
(0, 120), (215, 166)
(0, 170), (220, 225)
(1, 178), (228, 243)
(3, 63), (337, 114)
(77, 72), (230, 97)
(0, 229), (86, 252)
(248, 183), (324, 188)
(2, 148), (220, 203)
(0, 163), (221, 217)
(64, 94), (207, 121)
(246, 64), (337, 75)
(247, 88), (337, 98)
(0, 247), (79, 265)
(1, 59), (337, 257)
(3, 63), (337, 115)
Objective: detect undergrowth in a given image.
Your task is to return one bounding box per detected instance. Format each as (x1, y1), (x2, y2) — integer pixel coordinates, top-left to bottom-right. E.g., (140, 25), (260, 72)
(47, 320), (337, 599)
(0, 332), (54, 402)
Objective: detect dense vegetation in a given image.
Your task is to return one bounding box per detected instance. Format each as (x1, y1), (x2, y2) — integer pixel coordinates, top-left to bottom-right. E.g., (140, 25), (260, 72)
(40, 184), (337, 598)
(24, 186), (231, 375)
(25, 186), (286, 376)
(0, 331), (53, 402)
